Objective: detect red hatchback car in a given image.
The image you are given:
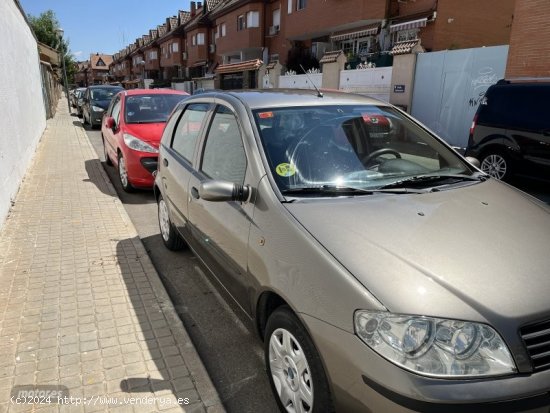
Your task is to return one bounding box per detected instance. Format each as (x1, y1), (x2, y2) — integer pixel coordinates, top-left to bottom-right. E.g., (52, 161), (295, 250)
(101, 89), (189, 191)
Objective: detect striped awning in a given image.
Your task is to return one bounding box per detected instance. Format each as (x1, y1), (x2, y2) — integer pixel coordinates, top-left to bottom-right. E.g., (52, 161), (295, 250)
(216, 59), (263, 74)
(331, 25), (379, 41)
(389, 17), (428, 33)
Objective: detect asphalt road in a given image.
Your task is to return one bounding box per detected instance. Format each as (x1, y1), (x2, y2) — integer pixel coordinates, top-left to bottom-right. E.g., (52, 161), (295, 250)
(80, 117), (279, 413)
(81, 114), (550, 413)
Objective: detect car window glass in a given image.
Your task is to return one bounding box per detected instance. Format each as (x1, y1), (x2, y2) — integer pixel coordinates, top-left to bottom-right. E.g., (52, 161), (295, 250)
(253, 105), (470, 191)
(111, 98), (121, 127)
(125, 94), (187, 124)
(171, 103), (209, 162)
(200, 106), (246, 184)
(106, 94), (118, 116)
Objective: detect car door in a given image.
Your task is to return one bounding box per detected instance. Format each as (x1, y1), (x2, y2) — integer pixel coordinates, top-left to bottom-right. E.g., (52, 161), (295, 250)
(103, 95), (121, 164)
(159, 102), (211, 237)
(508, 87), (550, 170)
(187, 104), (252, 312)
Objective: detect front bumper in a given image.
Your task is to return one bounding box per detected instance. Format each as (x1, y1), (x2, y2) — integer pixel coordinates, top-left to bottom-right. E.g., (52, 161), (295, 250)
(301, 314), (550, 413)
(124, 152), (158, 188)
(91, 111), (104, 124)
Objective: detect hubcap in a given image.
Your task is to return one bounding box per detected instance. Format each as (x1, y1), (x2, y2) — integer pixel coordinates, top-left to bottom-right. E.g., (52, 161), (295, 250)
(158, 199), (170, 242)
(481, 154), (507, 180)
(119, 156), (128, 187)
(269, 328), (313, 413)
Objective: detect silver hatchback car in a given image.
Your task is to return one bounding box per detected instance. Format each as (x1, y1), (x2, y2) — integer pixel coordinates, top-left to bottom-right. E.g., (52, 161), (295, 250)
(154, 90), (550, 413)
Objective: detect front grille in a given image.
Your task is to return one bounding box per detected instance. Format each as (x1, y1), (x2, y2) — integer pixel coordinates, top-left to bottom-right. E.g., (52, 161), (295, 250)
(520, 319), (550, 372)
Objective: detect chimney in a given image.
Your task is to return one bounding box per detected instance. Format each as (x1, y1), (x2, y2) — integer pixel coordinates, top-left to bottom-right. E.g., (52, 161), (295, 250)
(191, 1), (196, 16)
(197, 1), (202, 9)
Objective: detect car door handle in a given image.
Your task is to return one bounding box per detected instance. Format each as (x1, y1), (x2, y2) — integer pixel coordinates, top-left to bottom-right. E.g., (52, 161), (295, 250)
(191, 186), (200, 199)
(163, 158), (169, 167)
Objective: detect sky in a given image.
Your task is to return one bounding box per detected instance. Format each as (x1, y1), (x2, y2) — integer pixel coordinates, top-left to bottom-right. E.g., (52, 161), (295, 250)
(19, 0), (193, 61)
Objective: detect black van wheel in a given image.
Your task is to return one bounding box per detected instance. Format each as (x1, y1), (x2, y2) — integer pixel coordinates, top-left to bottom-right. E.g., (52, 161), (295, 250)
(480, 149), (512, 181)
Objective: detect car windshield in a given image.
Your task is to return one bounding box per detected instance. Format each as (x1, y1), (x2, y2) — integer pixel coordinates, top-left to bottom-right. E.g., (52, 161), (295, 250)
(125, 94), (186, 124)
(253, 105), (476, 194)
(90, 88), (121, 101)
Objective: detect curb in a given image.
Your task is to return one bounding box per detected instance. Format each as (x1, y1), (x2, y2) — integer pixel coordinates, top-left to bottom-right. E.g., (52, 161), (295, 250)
(74, 118), (226, 412)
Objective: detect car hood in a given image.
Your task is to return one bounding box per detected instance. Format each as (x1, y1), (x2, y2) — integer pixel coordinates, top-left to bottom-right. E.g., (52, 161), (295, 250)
(123, 123), (166, 148)
(284, 180), (550, 325)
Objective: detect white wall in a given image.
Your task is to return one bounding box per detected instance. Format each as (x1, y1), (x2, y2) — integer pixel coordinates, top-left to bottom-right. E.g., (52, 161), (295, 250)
(411, 45), (508, 148)
(0, 1), (47, 228)
(339, 67), (393, 102)
(279, 73), (322, 90)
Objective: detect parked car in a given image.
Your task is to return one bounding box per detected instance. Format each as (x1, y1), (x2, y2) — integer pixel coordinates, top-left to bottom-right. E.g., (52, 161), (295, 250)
(465, 80), (550, 181)
(82, 85), (124, 128)
(154, 90), (550, 413)
(72, 88), (86, 113)
(101, 89), (189, 191)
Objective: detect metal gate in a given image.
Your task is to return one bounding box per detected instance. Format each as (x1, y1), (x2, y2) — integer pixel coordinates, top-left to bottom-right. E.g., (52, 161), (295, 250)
(411, 45), (508, 148)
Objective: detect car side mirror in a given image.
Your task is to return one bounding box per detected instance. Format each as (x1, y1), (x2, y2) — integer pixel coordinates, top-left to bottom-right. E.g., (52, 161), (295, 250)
(199, 180), (251, 203)
(465, 156), (480, 168)
(106, 117), (116, 130)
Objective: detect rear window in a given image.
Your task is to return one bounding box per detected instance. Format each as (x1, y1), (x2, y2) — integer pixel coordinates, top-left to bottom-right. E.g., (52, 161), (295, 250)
(479, 85), (550, 131)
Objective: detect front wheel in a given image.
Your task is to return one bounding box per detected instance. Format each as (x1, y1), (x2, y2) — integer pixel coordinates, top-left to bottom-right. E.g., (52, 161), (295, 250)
(480, 150), (513, 180)
(158, 194), (185, 251)
(265, 306), (334, 413)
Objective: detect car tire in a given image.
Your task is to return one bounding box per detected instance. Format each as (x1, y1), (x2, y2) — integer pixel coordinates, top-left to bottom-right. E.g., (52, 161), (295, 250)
(102, 137), (113, 166)
(157, 194), (185, 251)
(480, 149), (513, 181)
(117, 152), (135, 193)
(265, 306), (334, 413)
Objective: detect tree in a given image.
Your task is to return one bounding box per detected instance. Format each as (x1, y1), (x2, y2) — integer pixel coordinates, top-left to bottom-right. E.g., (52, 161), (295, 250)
(27, 10), (77, 83)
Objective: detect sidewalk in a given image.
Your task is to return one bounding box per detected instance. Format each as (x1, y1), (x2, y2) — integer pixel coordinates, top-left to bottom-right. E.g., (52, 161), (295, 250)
(0, 100), (225, 413)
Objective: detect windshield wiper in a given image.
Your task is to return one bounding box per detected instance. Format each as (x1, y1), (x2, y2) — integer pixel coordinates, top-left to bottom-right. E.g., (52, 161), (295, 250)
(281, 185), (427, 196)
(378, 173), (487, 190)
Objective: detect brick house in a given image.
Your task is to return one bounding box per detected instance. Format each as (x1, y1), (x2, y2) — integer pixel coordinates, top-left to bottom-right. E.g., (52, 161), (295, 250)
(105, 0), (514, 89)
(158, 11), (191, 82)
(506, 0), (550, 79)
(74, 61), (89, 87)
(86, 53), (113, 85)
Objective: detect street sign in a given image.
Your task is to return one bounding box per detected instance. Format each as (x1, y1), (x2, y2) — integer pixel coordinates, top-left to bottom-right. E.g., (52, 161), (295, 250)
(394, 84), (406, 93)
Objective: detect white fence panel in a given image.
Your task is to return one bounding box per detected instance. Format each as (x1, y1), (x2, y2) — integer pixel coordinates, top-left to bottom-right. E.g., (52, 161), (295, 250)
(339, 67), (393, 102)
(0, 1), (47, 228)
(411, 45), (508, 148)
(279, 73), (322, 90)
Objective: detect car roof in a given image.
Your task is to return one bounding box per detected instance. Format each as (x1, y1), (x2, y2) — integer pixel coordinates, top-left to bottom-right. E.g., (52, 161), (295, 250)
(88, 85), (123, 89)
(194, 89), (390, 109)
(124, 88), (188, 96)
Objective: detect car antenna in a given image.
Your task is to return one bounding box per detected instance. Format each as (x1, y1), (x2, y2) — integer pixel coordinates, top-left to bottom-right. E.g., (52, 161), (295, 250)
(300, 64), (323, 98)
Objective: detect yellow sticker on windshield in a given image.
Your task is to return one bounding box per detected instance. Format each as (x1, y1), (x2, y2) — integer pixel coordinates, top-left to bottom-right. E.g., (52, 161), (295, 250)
(275, 163), (296, 177)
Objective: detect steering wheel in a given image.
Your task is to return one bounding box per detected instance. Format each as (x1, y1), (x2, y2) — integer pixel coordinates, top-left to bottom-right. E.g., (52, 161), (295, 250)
(362, 148), (401, 166)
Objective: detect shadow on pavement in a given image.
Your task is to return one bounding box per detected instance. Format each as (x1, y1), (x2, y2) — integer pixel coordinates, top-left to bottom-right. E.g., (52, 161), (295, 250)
(138, 233), (279, 413)
(73, 120), (83, 127)
(83, 159), (116, 198)
(114, 237), (207, 412)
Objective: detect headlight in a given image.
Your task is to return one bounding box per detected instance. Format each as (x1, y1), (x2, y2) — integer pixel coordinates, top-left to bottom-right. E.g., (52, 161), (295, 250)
(123, 133), (158, 153)
(92, 105), (104, 112)
(354, 311), (516, 378)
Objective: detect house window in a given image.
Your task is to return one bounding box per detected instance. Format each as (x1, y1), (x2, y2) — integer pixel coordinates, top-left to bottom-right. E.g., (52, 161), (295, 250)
(393, 29), (419, 44)
(273, 9), (280, 27)
(237, 15), (246, 31)
(197, 33), (205, 45)
(221, 23), (227, 37)
(288, 0), (293, 14)
(192, 35), (196, 46)
(149, 50), (157, 60)
(247, 11), (259, 28)
(297, 0), (306, 10)
(96, 58), (106, 66)
(172, 42), (179, 52)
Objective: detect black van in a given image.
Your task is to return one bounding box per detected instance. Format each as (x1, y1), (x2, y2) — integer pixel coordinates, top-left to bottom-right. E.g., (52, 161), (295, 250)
(465, 80), (550, 181)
